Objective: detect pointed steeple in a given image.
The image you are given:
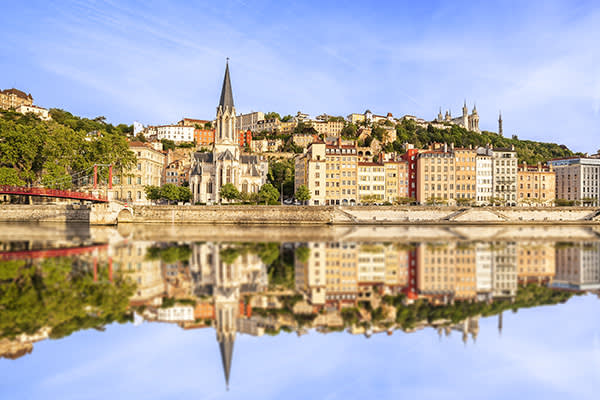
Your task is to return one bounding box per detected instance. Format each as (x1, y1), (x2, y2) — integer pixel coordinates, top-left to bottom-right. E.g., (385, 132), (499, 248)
(219, 59), (234, 110)
(219, 335), (234, 390)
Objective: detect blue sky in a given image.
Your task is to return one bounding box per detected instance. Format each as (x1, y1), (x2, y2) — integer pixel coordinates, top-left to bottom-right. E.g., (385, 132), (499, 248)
(1, 295), (599, 400)
(1, 0), (599, 152)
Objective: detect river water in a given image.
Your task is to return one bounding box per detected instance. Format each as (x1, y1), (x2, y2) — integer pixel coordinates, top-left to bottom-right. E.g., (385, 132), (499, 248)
(1, 223), (599, 399)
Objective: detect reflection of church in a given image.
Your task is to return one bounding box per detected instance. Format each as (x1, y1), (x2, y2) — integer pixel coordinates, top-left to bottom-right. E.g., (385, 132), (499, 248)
(190, 243), (267, 389)
(190, 62), (268, 204)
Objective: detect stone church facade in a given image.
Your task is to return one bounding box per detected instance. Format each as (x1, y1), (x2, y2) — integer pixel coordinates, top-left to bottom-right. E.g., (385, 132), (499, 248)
(190, 62), (268, 204)
(436, 101), (480, 133)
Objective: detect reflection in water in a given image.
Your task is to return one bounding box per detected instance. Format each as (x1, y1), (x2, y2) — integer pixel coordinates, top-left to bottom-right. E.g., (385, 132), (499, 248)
(1, 225), (599, 390)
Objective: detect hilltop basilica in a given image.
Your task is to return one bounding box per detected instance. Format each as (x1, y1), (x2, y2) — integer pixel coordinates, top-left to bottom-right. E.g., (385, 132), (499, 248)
(190, 62), (268, 204)
(435, 101), (480, 133)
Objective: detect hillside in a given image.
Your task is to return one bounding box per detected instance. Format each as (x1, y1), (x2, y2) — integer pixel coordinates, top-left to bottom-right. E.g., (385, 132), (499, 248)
(390, 119), (577, 164)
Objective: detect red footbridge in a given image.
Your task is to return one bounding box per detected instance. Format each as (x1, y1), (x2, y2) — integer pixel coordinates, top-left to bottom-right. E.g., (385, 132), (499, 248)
(0, 186), (108, 203)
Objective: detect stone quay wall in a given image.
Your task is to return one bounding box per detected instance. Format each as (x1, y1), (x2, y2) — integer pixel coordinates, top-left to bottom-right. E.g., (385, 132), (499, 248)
(0, 204), (599, 225)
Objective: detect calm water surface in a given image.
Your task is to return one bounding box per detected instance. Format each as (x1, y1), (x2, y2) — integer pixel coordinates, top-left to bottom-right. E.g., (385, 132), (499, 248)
(1, 223), (599, 399)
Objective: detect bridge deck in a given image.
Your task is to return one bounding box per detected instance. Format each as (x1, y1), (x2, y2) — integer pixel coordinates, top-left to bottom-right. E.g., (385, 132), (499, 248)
(0, 186), (108, 203)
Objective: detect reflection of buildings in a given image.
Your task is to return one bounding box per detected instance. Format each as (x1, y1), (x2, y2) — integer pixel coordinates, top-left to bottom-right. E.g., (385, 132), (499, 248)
(112, 241), (164, 305)
(517, 242), (555, 285)
(189, 243), (267, 389)
(295, 242), (410, 308)
(492, 242), (517, 299)
(438, 316), (480, 344)
(553, 242), (600, 291)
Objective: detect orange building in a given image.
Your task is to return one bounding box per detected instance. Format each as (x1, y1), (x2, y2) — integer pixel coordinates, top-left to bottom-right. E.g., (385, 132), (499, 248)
(194, 128), (251, 148)
(517, 162), (556, 206)
(454, 148), (477, 204)
(194, 129), (215, 147)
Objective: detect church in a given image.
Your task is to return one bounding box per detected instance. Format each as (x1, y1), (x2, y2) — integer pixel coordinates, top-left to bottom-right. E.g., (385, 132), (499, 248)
(436, 101), (480, 133)
(190, 62), (268, 204)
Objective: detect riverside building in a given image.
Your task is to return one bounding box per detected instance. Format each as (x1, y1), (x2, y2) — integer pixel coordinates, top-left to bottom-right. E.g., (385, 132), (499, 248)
(517, 162), (556, 206)
(549, 157), (600, 205)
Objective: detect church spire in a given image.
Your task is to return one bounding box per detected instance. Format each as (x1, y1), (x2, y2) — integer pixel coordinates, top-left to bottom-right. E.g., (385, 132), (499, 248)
(219, 336), (235, 390)
(219, 59), (234, 110)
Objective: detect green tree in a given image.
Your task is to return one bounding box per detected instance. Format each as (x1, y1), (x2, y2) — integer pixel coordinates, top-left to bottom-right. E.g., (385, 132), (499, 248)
(160, 184), (180, 203)
(177, 186), (192, 202)
(220, 183), (240, 202)
(268, 159), (294, 199)
(258, 183), (280, 204)
(295, 245), (311, 263)
(341, 123), (358, 139)
(295, 184), (311, 204)
(161, 139), (176, 152)
(144, 185), (161, 202)
(264, 112), (281, 120)
(0, 167), (25, 186)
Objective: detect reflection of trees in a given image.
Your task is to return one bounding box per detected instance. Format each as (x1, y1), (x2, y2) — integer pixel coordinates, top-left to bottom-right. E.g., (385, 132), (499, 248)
(0, 258), (135, 340)
(146, 244), (191, 263)
(390, 284), (575, 330)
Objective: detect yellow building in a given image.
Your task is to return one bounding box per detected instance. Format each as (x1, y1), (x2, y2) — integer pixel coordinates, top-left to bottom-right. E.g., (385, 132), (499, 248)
(416, 243), (477, 304)
(454, 148), (477, 204)
(112, 241), (165, 305)
(416, 145), (456, 205)
(347, 113), (366, 124)
(517, 242), (555, 284)
(112, 141), (165, 204)
(517, 162), (556, 206)
(383, 160), (409, 203)
(357, 162), (385, 203)
(0, 88), (33, 110)
(309, 120), (345, 137)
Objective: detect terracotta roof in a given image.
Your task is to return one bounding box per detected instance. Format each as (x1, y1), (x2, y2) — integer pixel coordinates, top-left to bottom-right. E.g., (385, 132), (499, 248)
(1, 88), (32, 99)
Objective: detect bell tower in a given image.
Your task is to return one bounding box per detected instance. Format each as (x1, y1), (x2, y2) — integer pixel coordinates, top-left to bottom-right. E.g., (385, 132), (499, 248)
(214, 59), (239, 156)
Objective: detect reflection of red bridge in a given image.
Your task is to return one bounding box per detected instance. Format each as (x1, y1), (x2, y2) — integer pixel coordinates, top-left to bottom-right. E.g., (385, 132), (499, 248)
(0, 244), (109, 261)
(0, 243), (114, 282)
(0, 186), (108, 203)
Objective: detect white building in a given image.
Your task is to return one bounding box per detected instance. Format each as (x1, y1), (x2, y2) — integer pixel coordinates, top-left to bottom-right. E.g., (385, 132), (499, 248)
(476, 152), (493, 205)
(475, 243), (493, 300)
(157, 305), (195, 322)
(554, 242), (600, 291)
(133, 121), (144, 135)
(486, 146), (518, 206)
(154, 125), (195, 143)
(549, 157), (600, 205)
(15, 104), (50, 120)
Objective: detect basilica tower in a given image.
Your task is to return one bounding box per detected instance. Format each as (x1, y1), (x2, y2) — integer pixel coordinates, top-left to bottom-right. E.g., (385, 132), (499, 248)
(498, 111), (503, 136)
(462, 100), (468, 129)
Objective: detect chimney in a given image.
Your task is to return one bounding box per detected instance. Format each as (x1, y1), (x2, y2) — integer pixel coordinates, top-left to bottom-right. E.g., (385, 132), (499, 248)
(450, 142), (455, 151)
(522, 161), (527, 171)
(444, 143), (448, 153)
(537, 162), (542, 172)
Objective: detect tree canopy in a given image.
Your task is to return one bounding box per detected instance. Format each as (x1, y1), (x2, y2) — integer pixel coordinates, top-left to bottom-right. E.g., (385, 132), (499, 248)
(0, 110), (136, 188)
(258, 183), (280, 204)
